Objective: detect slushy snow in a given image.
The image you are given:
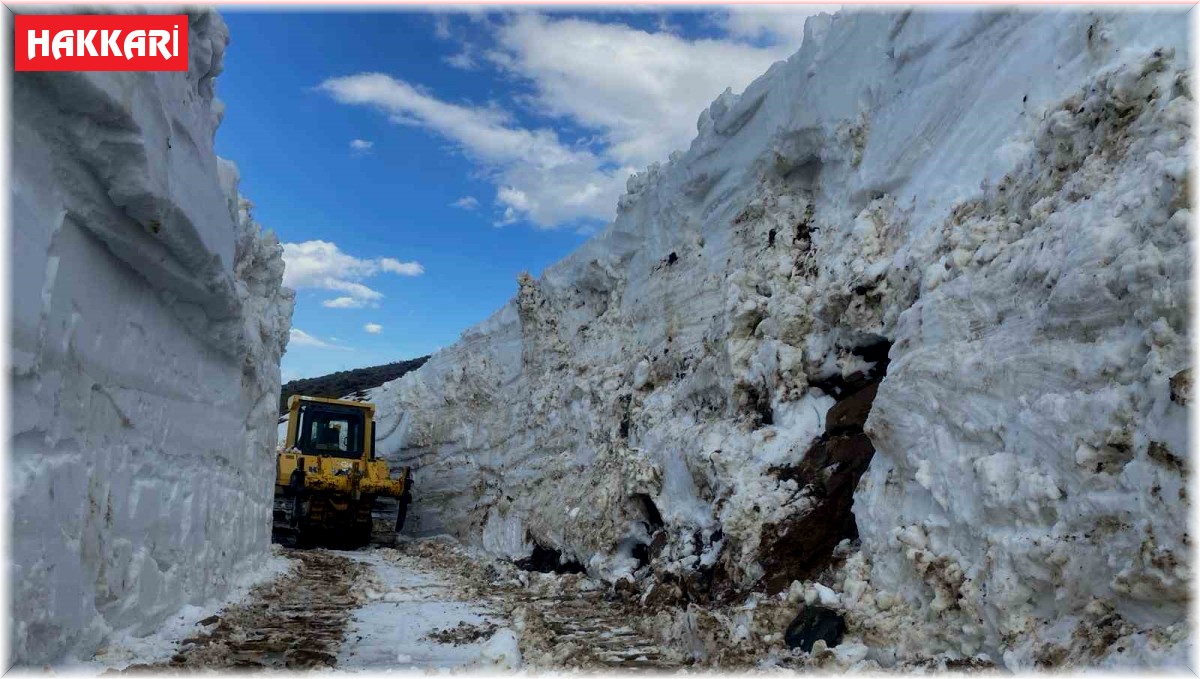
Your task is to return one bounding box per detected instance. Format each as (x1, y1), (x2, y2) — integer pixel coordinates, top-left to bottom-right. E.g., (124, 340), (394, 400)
(372, 8), (1191, 669)
(10, 10), (293, 665)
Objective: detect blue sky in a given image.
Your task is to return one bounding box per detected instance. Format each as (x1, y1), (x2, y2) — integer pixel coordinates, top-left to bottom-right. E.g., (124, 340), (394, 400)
(213, 7), (828, 381)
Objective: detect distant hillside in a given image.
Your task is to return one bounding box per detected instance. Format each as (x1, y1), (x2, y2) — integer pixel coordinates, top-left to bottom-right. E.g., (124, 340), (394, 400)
(279, 356), (429, 414)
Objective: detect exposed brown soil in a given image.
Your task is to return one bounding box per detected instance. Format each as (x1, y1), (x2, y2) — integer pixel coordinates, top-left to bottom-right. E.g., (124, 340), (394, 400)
(758, 341), (891, 594)
(120, 550), (367, 672)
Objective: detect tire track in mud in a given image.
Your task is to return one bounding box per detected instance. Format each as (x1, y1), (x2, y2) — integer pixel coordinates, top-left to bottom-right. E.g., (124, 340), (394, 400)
(118, 540), (723, 672)
(392, 539), (686, 671)
(510, 590), (678, 669)
(123, 550), (367, 671)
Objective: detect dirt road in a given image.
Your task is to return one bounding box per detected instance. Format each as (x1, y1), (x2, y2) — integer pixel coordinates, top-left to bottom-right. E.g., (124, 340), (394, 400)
(122, 550), (368, 671)
(105, 537), (686, 672)
(380, 538), (684, 670)
(93, 537), (1000, 674)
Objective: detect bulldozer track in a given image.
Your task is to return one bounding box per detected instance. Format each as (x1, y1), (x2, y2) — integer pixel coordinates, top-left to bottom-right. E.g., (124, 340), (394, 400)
(111, 540), (687, 672)
(508, 589), (678, 670)
(386, 540), (685, 671)
(122, 550), (367, 672)
(525, 595), (676, 671)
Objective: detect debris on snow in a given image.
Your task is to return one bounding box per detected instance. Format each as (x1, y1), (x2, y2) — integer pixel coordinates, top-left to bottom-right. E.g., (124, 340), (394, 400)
(369, 9), (1191, 671)
(425, 621), (499, 645)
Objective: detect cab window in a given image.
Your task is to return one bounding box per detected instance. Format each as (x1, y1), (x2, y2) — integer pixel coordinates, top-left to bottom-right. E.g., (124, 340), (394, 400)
(295, 404), (365, 459)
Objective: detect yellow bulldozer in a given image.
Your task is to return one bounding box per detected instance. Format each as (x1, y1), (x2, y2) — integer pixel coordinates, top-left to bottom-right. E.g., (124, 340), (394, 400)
(273, 395), (412, 548)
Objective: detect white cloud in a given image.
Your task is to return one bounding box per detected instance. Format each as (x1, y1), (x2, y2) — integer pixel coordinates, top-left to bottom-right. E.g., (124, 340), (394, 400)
(452, 195), (480, 210)
(319, 12), (827, 230)
(318, 73), (629, 228)
(350, 138), (374, 151)
(364, 323), (383, 334)
(381, 258), (425, 276)
(322, 296), (365, 309)
(290, 328), (339, 349)
(433, 13), (453, 39)
(282, 240), (424, 307)
(717, 6), (838, 50)
(444, 50), (477, 70)
(489, 14), (795, 169)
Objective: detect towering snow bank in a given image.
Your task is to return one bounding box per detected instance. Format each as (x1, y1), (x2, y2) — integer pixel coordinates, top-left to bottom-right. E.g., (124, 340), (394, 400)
(10, 10), (294, 664)
(373, 9), (1190, 668)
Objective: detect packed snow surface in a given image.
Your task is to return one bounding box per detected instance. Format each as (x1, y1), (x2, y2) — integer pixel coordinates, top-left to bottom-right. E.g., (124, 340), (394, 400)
(338, 546), (519, 671)
(10, 10), (293, 665)
(373, 8), (1191, 669)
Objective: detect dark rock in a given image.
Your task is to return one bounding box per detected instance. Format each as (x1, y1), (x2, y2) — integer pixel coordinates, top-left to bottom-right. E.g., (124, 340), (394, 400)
(759, 341), (893, 597)
(647, 530), (668, 560)
(784, 605), (846, 652)
(773, 433), (873, 500)
(757, 475), (862, 593)
(825, 382), (879, 435)
(822, 434), (876, 497)
(761, 389), (879, 592)
(641, 580), (683, 609)
(198, 615), (220, 626)
(824, 433), (875, 468)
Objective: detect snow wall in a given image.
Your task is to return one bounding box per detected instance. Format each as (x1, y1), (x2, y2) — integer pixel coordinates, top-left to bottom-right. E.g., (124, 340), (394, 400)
(10, 11), (294, 664)
(372, 9), (1191, 669)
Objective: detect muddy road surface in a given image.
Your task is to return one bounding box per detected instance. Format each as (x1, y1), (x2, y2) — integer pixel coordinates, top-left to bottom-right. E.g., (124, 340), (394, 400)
(124, 550), (368, 671)
(89, 537), (1002, 673)
(109, 538), (687, 672)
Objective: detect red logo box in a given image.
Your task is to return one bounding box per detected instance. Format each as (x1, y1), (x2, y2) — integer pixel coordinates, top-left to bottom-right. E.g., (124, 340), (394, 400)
(15, 14), (189, 72)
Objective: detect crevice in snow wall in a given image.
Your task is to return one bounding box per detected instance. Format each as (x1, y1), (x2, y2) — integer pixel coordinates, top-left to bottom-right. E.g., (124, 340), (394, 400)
(10, 10), (295, 665)
(371, 10), (1190, 668)
(758, 338), (891, 595)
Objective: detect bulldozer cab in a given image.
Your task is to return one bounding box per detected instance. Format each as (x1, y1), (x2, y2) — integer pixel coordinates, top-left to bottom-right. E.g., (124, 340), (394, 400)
(275, 395), (411, 548)
(288, 399), (369, 460)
